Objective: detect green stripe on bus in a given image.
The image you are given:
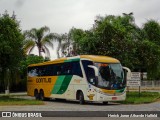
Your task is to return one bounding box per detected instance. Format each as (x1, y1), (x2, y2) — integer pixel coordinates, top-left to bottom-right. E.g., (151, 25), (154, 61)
(116, 88), (125, 93)
(51, 76), (66, 94)
(64, 58), (80, 62)
(57, 75), (73, 94)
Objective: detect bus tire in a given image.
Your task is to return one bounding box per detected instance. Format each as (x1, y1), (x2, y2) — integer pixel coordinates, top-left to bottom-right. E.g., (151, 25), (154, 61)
(79, 92), (85, 105)
(34, 89), (39, 100)
(39, 90), (45, 101)
(39, 90), (50, 101)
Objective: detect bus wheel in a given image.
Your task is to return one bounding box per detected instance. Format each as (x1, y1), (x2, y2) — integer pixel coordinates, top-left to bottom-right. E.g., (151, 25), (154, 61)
(34, 90), (39, 100)
(79, 92), (85, 105)
(39, 90), (45, 101)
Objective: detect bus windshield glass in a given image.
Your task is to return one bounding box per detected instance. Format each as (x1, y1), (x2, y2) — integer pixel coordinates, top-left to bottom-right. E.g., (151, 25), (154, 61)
(95, 63), (125, 90)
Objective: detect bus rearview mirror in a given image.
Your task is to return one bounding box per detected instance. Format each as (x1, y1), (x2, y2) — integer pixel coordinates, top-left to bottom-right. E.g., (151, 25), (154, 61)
(123, 66), (131, 81)
(88, 65), (99, 76)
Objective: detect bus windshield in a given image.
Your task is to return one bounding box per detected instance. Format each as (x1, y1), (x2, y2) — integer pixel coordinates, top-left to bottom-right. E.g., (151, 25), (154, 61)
(95, 63), (125, 90)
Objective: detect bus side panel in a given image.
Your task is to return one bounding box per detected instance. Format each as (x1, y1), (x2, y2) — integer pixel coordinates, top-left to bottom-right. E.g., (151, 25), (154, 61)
(27, 76), (58, 97)
(63, 76), (98, 101)
(50, 75), (88, 100)
(66, 75), (86, 100)
(50, 75), (73, 99)
(71, 76), (90, 101)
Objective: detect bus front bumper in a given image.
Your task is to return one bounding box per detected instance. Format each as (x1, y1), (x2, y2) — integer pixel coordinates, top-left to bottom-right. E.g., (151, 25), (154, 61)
(96, 92), (126, 102)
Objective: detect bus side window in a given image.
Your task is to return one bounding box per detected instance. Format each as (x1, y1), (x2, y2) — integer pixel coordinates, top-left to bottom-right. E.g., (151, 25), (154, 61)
(45, 65), (54, 76)
(63, 62), (72, 75)
(38, 66), (45, 76)
(50, 65), (56, 76)
(54, 63), (66, 75)
(28, 67), (39, 77)
(56, 64), (62, 75)
(71, 62), (83, 77)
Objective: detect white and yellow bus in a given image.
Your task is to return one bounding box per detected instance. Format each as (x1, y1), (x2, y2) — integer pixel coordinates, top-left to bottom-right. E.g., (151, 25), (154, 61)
(27, 55), (130, 104)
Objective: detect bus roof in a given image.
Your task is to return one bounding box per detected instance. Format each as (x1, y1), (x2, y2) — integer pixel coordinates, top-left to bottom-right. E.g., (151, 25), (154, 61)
(28, 55), (120, 67)
(80, 55), (119, 63)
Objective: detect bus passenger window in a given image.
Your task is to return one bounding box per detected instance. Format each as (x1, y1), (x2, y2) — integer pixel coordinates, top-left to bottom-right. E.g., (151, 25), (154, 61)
(28, 67), (38, 77)
(71, 62), (83, 77)
(63, 62), (72, 75)
(54, 64), (62, 75)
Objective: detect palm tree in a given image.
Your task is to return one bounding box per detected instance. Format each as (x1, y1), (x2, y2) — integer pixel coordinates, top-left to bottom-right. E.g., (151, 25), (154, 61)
(23, 26), (56, 58)
(56, 33), (70, 58)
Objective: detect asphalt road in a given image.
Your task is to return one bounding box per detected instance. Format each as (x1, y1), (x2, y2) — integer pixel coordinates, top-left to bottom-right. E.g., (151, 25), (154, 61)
(0, 93), (160, 119)
(0, 98), (159, 111)
(0, 101), (159, 120)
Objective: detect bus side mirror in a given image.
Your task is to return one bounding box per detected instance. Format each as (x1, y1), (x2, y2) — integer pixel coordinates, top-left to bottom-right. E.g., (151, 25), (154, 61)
(123, 67), (131, 80)
(88, 65), (99, 76)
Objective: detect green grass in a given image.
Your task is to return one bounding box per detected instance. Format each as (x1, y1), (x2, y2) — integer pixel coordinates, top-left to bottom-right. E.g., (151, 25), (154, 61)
(0, 96), (44, 105)
(117, 92), (160, 104)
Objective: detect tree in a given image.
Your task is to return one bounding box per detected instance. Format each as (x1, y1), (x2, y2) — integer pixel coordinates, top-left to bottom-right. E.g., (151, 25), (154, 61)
(140, 20), (160, 79)
(70, 14), (139, 69)
(55, 32), (77, 58)
(0, 11), (24, 92)
(69, 28), (96, 55)
(142, 20), (160, 45)
(55, 33), (68, 58)
(24, 26), (56, 58)
(136, 40), (160, 79)
(20, 54), (44, 73)
(69, 14), (160, 80)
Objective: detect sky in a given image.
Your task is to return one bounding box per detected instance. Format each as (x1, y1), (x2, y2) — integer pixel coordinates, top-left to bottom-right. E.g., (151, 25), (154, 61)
(0, 0), (160, 59)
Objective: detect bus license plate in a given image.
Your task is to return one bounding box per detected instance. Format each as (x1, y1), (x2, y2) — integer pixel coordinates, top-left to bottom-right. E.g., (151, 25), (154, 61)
(112, 97), (117, 100)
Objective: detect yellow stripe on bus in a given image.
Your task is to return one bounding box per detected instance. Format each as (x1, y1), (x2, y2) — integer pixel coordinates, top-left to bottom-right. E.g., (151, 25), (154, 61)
(27, 76), (58, 97)
(100, 88), (115, 94)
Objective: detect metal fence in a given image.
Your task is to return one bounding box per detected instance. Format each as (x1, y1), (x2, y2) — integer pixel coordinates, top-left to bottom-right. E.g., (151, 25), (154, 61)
(141, 80), (160, 87)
